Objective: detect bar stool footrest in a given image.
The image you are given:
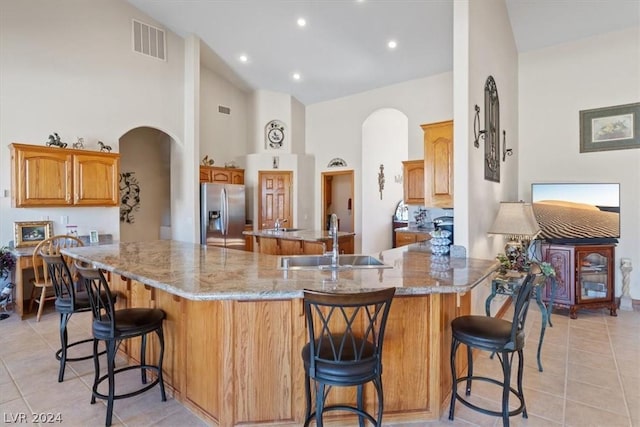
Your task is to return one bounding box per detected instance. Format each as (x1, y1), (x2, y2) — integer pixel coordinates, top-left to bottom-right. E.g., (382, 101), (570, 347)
(453, 375), (526, 418)
(56, 337), (105, 362)
(92, 364), (165, 402)
(304, 405), (377, 427)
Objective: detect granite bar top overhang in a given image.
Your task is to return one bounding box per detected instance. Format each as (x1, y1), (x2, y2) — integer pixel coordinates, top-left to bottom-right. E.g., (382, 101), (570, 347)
(61, 240), (498, 301)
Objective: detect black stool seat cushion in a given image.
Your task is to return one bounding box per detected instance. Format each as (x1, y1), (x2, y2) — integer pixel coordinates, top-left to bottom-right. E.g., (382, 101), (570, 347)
(93, 308), (165, 340)
(302, 334), (377, 384)
(452, 315), (525, 352)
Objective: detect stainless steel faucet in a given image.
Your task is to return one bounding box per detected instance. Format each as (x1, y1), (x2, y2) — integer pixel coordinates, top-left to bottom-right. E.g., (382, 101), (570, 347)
(329, 213), (339, 267)
(274, 218), (287, 231)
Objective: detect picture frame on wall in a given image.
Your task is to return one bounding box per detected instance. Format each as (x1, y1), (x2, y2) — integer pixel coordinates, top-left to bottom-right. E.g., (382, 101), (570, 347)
(580, 102), (640, 153)
(14, 221), (53, 248)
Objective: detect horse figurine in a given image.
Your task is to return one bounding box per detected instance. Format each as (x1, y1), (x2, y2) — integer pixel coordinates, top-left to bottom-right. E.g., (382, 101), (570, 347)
(46, 133), (67, 148)
(98, 141), (112, 152)
(72, 137), (84, 149)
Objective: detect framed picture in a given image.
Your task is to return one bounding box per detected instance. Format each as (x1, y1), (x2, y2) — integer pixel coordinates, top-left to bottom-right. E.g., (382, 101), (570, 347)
(580, 102), (640, 153)
(14, 221), (53, 248)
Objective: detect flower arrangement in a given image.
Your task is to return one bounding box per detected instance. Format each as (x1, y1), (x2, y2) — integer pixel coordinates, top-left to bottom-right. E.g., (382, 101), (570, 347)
(496, 253), (556, 277)
(0, 247), (16, 280)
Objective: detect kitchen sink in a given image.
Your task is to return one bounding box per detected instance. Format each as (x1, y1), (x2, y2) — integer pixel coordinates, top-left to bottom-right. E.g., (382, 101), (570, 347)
(263, 228), (303, 233)
(278, 254), (391, 270)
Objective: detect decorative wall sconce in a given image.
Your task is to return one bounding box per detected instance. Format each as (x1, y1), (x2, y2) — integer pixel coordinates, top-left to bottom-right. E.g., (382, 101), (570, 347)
(473, 105), (485, 148)
(502, 130), (513, 161)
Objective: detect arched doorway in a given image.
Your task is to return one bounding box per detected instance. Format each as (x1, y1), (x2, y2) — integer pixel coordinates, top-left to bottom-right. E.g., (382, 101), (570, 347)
(119, 127), (172, 242)
(361, 109), (409, 253)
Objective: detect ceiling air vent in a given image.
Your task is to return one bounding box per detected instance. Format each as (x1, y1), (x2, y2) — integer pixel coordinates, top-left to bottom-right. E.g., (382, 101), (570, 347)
(218, 105), (231, 115)
(132, 19), (166, 61)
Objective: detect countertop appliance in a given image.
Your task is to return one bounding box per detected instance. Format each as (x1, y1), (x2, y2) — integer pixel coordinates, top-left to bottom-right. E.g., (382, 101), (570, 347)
(200, 183), (246, 250)
(433, 215), (454, 244)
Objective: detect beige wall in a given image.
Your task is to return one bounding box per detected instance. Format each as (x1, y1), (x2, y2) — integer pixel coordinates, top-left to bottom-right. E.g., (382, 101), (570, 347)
(518, 27), (640, 298)
(0, 0), (185, 243)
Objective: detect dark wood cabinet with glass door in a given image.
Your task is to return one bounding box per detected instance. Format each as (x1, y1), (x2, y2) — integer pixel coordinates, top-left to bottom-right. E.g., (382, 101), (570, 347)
(542, 243), (617, 319)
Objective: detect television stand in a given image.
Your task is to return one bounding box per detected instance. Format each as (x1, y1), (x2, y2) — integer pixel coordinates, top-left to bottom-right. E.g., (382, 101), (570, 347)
(541, 243), (617, 319)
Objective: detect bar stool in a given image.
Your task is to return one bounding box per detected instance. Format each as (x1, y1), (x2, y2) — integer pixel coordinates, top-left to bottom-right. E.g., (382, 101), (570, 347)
(448, 264), (542, 427)
(37, 235), (97, 382)
(301, 287), (396, 427)
(75, 262), (166, 427)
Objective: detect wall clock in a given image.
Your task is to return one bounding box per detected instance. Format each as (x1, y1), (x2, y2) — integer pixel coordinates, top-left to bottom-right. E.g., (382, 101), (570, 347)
(265, 120), (285, 149)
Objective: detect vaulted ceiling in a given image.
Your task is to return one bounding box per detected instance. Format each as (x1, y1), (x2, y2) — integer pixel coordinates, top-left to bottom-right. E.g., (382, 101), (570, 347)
(127, 0), (640, 105)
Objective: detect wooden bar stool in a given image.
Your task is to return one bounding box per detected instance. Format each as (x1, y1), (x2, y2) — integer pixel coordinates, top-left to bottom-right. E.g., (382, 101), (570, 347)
(301, 287), (395, 427)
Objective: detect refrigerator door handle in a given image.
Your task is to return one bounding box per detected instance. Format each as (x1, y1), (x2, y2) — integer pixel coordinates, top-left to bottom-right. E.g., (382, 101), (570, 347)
(222, 187), (229, 235)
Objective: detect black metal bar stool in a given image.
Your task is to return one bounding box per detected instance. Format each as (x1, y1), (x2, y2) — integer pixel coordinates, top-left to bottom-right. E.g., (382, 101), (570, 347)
(448, 265), (542, 427)
(38, 235), (100, 382)
(302, 287), (395, 427)
(75, 262), (166, 427)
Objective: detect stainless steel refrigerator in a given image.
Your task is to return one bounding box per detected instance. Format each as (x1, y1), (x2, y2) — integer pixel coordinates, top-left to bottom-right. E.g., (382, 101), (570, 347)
(200, 183), (246, 250)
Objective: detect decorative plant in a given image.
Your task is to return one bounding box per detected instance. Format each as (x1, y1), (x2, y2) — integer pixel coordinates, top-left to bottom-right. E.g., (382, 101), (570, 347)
(0, 247), (16, 280)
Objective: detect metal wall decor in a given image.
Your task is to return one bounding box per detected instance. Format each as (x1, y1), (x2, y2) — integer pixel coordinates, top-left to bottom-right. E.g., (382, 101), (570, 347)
(378, 164), (385, 200)
(483, 76), (500, 182)
(327, 157), (347, 168)
(119, 172), (141, 224)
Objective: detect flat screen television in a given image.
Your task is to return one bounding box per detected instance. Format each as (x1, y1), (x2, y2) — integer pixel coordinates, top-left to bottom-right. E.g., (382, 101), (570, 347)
(531, 183), (620, 244)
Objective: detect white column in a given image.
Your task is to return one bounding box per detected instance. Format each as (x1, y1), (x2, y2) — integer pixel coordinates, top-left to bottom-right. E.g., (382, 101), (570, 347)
(620, 258), (633, 311)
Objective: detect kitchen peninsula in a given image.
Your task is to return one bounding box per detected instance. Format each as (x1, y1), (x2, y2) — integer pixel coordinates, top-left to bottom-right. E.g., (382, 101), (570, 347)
(62, 240), (497, 426)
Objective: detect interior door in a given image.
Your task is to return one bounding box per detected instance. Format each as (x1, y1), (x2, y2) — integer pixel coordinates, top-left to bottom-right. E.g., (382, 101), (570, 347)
(259, 171), (292, 229)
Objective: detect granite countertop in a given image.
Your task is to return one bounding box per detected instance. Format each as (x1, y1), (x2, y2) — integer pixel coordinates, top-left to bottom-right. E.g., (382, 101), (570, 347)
(61, 240), (498, 301)
(395, 226), (434, 234)
(243, 229), (356, 242)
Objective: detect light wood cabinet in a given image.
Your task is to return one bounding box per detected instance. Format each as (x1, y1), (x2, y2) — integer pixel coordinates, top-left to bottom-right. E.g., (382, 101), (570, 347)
(395, 230), (430, 247)
(200, 165), (244, 184)
(402, 160), (424, 205)
(422, 120), (453, 208)
(10, 143), (119, 207)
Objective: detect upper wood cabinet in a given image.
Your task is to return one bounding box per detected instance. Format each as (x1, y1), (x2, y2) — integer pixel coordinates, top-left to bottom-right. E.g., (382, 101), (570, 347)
(422, 120), (453, 208)
(199, 165), (244, 185)
(402, 160), (424, 205)
(10, 143), (119, 207)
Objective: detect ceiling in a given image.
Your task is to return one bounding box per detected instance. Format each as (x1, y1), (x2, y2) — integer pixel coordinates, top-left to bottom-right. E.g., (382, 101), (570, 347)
(127, 0), (639, 105)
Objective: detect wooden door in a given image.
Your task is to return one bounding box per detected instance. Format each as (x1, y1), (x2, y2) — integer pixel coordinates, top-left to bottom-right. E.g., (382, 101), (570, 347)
(321, 170), (354, 232)
(258, 171), (292, 229)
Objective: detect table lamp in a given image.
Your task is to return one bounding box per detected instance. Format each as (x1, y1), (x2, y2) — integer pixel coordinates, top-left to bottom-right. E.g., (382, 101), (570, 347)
(487, 202), (541, 270)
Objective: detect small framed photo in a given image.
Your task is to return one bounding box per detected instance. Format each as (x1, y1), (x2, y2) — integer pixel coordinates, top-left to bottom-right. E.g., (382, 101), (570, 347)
(89, 230), (99, 244)
(580, 102), (640, 153)
(14, 221), (53, 248)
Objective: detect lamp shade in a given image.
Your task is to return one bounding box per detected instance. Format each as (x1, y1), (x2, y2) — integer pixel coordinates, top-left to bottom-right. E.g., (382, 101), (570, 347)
(487, 202), (541, 240)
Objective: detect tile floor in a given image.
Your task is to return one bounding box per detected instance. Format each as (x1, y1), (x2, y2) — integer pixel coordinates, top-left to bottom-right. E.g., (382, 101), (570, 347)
(1, 304), (638, 426)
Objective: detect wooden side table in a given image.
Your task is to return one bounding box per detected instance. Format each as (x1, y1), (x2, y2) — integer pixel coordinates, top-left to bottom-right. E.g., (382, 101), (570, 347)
(485, 271), (557, 372)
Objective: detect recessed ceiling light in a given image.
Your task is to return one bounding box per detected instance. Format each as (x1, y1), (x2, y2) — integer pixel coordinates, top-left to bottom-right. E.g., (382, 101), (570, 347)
(387, 40), (397, 49)
(297, 18), (306, 27)
(292, 72), (301, 81)
(239, 54), (248, 63)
